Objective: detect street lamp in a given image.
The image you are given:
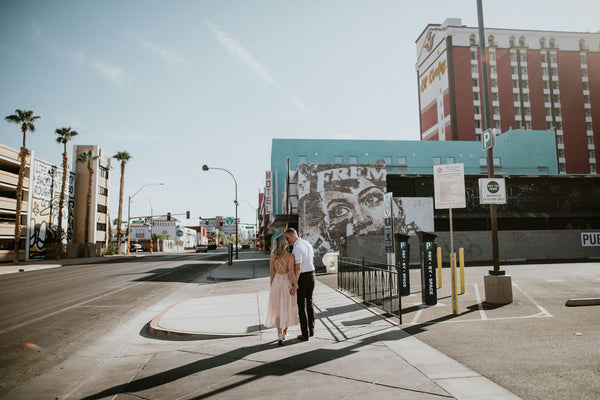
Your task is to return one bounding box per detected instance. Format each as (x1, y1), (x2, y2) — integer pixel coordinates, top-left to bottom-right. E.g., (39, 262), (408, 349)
(202, 165), (238, 259)
(127, 183), (164, 255)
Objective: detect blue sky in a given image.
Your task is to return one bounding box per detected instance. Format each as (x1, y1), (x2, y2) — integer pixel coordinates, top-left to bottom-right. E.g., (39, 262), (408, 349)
(1, 0), (599, 226)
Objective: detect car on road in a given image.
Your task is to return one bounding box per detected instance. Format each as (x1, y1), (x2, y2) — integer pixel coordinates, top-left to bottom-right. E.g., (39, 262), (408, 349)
(130, 243), (143, 252)
(242, 244), (250, 249)
(196, 244), (208, 253)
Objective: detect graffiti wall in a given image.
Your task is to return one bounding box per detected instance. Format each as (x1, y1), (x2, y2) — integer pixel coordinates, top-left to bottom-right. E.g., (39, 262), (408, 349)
(28, 159), (76, 260)
(297, 163), (434, 260)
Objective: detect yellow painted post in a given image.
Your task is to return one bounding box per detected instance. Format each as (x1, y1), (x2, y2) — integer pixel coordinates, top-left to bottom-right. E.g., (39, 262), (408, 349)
(451, 252), (458, 314)
(459, 248), (465, 294)
(437, 246), (442, 288)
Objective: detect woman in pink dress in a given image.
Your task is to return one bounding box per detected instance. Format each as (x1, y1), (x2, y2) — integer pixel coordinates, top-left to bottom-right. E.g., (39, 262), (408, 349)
(264, 235), (299, 345)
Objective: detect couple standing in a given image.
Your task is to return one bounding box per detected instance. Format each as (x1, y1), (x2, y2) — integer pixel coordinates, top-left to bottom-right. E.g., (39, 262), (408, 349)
(264, 228), (315, 345)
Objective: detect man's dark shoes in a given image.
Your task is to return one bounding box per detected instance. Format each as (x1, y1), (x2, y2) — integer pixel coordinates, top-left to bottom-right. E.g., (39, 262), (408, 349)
(309, 330), (314, 337)
(297, 334), (309, 341)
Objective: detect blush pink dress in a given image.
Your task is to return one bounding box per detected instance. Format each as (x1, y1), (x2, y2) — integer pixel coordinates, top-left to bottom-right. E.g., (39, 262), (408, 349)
(264, 256), (299, 329)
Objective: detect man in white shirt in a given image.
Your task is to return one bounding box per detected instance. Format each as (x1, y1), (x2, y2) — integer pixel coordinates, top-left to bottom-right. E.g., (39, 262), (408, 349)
(285, 227), (315, 341)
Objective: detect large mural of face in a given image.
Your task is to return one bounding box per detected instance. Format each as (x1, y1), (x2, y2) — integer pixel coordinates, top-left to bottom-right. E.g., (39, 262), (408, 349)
(298, 163), (434, 262)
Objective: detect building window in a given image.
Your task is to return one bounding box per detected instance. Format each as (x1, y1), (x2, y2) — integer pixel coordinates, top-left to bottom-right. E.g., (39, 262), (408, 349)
(96, 223), (107, 232)
(584, 95), (590, 104)
(515, 108), (521, 116)
(298, 155), (307, 164)
(556, 121), (562, 130)
(471, 50), (477, 60)
(492, 93), (498, 102)
(589, 150), (595, 158)
(587, 122), (594, 131)
(474, 106), (480, 115)
(493, 106), (499, 115)
(479, 157), (487, 167)
(493, 120), (500, 129)
(97, 186), (108, 196)
(513, 94), (520, 102)
(552, 81), (559, 89)
(580, 54), (587, 64)
(491, 79), (498, 87)
(522, 94), (530, 102)
(470, 34), (476, 46)
(447, 157), (455, 164)
(591, 164), (597, 173)
(558, 149), (565, 158)
(99, 167), (109, 179)
(554, 108), (561, 117)
(541, 54), (547, 63)
(510, 52), (517, 62)
(471, 65), (479, 74)
(397, 156), (407, 166)
(475, 120), (481, 129)
(472, 79), (479, 87)
(490, 66), (497, 75)
(511, 66), (518, 75)
(582, 68), (588, 77)
(384, 156), (392, 165)
(348, 156), (358, 164)
(553, 94), (560, 103)
(583, 82), (589, 90)
(489, 52), (496, 61)
(334, 156), (343, 163)
(97, 204), (108, 214)
(473, 92), (479, 101)
(512, 80), (519, 89)
(432, 157), (442, 165)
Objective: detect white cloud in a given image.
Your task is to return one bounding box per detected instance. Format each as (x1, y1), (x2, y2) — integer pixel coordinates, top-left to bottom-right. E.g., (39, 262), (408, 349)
(136, 35), (184, 70)
(90, 60), (130, 87)
(207, 21), (275, 85)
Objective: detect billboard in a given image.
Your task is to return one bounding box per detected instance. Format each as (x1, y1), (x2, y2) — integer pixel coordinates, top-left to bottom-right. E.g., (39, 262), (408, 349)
(297, 163), (433, 260)
(28, 159), (76, 260)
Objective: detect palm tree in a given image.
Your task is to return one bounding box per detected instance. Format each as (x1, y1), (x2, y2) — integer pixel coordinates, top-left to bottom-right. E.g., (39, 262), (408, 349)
(77, 150), (99, 256)
(54, 127), (78, 259)
(4, 109), (41, 264)
(113, 151), (131, 254)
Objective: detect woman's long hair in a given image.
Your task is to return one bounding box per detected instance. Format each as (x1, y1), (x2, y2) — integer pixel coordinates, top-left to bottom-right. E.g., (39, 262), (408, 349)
(271, 235), (288, 260)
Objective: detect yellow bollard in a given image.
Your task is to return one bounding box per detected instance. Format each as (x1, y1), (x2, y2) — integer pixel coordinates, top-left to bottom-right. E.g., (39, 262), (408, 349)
(451, 252), (458, 314)
(459, 248), (465, 294)
(437, 246), (442, 288)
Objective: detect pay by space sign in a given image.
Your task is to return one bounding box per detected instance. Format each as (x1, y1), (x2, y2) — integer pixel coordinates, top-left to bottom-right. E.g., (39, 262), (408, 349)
(581, 232), (600, 247)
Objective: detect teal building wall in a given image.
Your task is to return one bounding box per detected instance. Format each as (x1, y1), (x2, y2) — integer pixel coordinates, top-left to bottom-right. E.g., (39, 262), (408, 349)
(270, 129), (558, 216)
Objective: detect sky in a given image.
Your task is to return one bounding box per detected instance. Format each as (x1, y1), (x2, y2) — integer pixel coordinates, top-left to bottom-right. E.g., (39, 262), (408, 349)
(1, 0), (599, 227)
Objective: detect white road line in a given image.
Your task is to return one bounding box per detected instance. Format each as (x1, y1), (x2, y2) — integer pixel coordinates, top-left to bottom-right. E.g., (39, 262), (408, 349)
(473, 283), (488, 320)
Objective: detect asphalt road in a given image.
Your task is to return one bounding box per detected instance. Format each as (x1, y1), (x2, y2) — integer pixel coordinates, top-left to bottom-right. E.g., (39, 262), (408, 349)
(0, 252), (226, 397)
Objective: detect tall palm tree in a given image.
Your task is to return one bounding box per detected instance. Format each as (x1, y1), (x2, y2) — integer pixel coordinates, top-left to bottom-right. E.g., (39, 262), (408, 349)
(113, 151), (131, 254)
(4, 109), (41, 264)
(54, 127), (78, 259)
(77, 150), (99, 255)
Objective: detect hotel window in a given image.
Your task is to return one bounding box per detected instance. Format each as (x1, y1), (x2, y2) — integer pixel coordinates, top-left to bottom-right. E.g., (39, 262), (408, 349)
(511, 66), (518, 75)
(397, 156), (407, 166)
(586, 109), (592, 117)
(544, 94), (550, 102)
(582, 68), (588, 77)
(550, 68), (557, 76)
(471, 65), (479, 74)
(492, 93), (498, 102)
(474, 106), (480, 115)
(542, 68), (548, 76)
(490, 66), (497, 75)
(471, 50), (478, 60)
(513, 94), (520, 102)
(491, 79), (498, 87)
(432, 157), (442, 165)
(334, 156), (343, 163)
(550, 54), (557, 63)
(556, 121), (562, 130)
(512, 80), (519, 88)
(516, 121), (522, 129)
(510, 52), (517, 62)
(584, 95), (590, 104)
(493, 120), (500, 129)
(588, 137), (594, 144)
(546, 108), (552, 116)
(96, 223), (107, 232)
(580, 54), (587, 64)
(348, 156), (358, 164)
(551, 81), (559, 89)
(554, 108), (561, 117)
(583, 82), (589, 90)
(475, 120), (481, 128)
(521, 81), (528, 89)
(473, 92), (479, 101)
(587, 123), (594, 131)
(553, 94), (560, 103)
(515, 108), (521, 116)
(522, 94), (530, 102)
(98, 186), (108, 196)
(541, 54), (547, 63)
(558, 149), (565, 158)
(493, 106), (499, 114)
(383, 156), (392, 165)
(97, 204), (108, 214)
(543, 81), (549, 89)
(298, 155), (307, 164)
(520, 66), (528, 75)
(519, 52), (527, 62)
(557, 136), (564, 144)
(589, 150), (595, 158)
(523, 107), (530, 116)
(591, 164), (597, 173)
(524, 121), (531, 129)
(489, 52), (496, 61)
(559, 164), (566, 173)
(99, 168), (109, 179)
(472, 79), (479, 87)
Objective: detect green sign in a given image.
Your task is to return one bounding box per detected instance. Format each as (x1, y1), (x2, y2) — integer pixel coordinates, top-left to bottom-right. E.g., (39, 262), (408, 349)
(225, 217), (234, 225)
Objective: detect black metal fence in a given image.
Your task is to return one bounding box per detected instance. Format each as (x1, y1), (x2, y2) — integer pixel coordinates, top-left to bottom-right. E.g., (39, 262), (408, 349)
(337, 257), (402, 323)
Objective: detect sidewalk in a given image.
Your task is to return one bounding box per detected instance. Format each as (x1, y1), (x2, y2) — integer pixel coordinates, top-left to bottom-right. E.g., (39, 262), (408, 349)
(146, 253), (521, 400)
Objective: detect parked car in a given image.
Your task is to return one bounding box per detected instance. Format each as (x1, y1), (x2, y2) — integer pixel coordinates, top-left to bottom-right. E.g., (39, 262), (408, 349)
(242, 244), (250, 249)
(196, 244), (208, 253)
(130, 243), (143, 252)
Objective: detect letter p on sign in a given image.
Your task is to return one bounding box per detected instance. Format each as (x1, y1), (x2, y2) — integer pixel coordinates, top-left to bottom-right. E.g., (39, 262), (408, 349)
(482, 128), (495, 150)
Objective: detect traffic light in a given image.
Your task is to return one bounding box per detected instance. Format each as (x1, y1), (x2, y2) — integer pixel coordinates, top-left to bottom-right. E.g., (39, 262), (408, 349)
(219, 218), (223, 226)
(205, 219), (209, 225)
(167, 212), (171, 221)
(186, 210), (190, 219)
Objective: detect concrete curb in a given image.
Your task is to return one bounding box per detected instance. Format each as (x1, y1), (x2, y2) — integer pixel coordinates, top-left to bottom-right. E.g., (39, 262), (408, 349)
(565, 298), (600, 307)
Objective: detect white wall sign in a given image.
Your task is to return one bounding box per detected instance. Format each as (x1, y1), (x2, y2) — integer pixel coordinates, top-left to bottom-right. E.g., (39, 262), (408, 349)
(581, 232), (600, 247)
(479, 178), (507, 204)
(433, 163), (466, 209)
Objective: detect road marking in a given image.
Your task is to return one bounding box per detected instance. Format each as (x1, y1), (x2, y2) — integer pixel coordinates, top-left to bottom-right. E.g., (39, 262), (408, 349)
(473, 283), (488, 320)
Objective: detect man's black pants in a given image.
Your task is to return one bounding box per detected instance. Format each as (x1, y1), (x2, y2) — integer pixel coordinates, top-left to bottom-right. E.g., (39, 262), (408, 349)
(297, 271), (315, 337)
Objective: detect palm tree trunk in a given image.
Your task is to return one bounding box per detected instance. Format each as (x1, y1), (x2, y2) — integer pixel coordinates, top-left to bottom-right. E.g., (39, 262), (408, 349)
(85, 161), (93, 256)
(13, 145), (27, 264)
(116, 162), (125, 254)
(57, 145), (67, 260)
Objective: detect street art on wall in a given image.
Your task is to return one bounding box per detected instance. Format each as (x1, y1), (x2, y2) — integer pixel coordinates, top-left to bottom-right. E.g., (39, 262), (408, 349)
(297, 163), (434, 260)
(28, 159), (76, 260)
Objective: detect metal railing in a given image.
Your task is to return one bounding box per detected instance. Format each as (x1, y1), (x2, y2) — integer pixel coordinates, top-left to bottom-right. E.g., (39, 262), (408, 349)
(337, 257), (402, 324)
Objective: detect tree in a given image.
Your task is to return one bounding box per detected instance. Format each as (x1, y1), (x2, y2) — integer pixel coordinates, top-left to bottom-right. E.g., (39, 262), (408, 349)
(4, 109), (41, 264)
(113, 151), (131, 254)
(77, 150), (99, 255)
(54, 127), (78, 259)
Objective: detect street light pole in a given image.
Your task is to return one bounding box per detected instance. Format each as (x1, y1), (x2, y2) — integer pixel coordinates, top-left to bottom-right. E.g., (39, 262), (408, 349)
(127, 183), (164, 255)
(241, 200), (258, 250)
(202, 165), (239, 259)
